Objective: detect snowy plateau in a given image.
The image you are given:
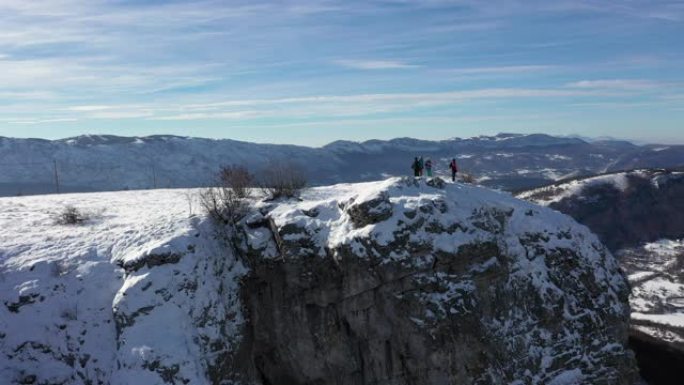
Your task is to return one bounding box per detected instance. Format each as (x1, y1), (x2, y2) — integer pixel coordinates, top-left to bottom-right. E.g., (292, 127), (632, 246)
(0, 177), (638, 384)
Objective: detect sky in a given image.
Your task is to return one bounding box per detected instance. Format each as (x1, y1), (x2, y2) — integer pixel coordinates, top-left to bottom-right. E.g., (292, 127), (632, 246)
(0, 0), (683, 146)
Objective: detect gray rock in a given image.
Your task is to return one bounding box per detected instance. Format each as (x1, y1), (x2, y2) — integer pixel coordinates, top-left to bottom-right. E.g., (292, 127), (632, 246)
(346, 191), (393, 228)
(234, 179), (637, 385)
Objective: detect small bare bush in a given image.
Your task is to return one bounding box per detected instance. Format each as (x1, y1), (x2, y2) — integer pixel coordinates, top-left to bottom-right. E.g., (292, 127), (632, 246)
(258, 161), (307, 200)
(55, 205), (89, 225)
(218, 164), (253, 198)
(460, 172), (477, 184)
(200, 164), (255, 224)
(199, 186), (248, 225)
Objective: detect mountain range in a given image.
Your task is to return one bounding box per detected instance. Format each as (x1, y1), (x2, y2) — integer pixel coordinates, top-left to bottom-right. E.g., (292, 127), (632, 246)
(1, 133), (684, 196)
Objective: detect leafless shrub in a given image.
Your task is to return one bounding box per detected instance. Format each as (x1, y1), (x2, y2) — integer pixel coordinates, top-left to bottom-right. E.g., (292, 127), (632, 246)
(199, 165), (256, 224)
(460, 172), (477, 184)
(200, 187), (227, 223)
(199, 186), (248, 225)
(55, 205), (89, 225)
(183, 190), (199, 217)
(258, 161), (307, 200)
(218, 164), (253, 199)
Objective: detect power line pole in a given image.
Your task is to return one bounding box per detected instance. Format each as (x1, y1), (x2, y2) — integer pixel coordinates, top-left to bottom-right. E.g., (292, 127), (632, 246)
(53, 160), (60, 194)
(152, 163), (157, 189)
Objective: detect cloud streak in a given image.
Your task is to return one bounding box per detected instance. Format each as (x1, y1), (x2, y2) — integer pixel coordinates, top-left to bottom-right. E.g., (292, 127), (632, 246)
(333, 59), (419, 70)
(0, 0), (682, 143)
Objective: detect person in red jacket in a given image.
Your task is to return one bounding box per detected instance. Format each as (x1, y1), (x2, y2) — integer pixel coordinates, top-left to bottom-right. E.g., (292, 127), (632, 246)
(449, 158), (458, 181)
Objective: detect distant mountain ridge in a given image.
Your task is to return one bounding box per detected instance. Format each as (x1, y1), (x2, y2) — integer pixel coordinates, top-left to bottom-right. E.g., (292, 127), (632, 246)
(1, 133), (683, 196)
(517, 168), (684, 251)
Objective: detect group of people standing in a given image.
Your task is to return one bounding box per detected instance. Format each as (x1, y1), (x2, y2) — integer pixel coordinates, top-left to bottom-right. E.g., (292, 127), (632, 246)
(411, 157), (459, 181)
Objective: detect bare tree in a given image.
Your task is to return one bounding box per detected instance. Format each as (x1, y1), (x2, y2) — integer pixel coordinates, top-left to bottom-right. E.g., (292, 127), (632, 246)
(199, 164), (254, 224)
(258, 161), (307, 200)
(460, 172), (477, 184)
(218, 164), (253, 198)
(199, 186), (247, 225)
(183, 190), (197, 217)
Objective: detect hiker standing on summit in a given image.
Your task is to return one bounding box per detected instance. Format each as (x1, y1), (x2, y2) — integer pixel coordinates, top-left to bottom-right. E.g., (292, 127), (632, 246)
(411, 157), (421, 177)
(449, 158), (458, 181)
(418, 156), (424, 176)
(425, 159), (433, 177)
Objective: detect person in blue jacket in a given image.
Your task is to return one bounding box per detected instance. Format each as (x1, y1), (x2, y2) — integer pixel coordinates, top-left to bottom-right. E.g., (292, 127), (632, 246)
(425, 159), (433, 177)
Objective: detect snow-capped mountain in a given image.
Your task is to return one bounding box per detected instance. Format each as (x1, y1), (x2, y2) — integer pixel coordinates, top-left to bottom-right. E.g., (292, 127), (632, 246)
(0, 178), (637, 384)
(2, 133), (683, 196)
(518, 169), (684, 384)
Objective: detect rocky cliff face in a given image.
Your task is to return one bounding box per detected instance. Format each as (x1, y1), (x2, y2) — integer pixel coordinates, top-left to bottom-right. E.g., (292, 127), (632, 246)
(0, 179), (637, 385)
(518, 170), (684, 365)
(234, 178), (637, 385)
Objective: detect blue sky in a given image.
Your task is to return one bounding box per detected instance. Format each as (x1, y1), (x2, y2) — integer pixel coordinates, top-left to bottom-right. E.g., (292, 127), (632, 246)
(0, 0), (683, 146)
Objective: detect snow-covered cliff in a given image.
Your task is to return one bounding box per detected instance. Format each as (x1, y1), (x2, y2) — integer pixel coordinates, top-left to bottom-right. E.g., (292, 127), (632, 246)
(237, 177), (636, 384)
(518, 169), (684, 361)
(0, 190), (246, 385)
(0, 178), (637, 384)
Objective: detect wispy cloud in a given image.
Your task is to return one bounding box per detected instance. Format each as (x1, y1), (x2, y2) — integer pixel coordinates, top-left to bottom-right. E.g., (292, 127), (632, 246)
(566, 79), (663, 90)
(67, 105), (114, 112)
(0, 0), (682, 143)
(8, 118), (78, 125)
(440, 65), (556, 75)
(333, 59), (419, 70)
(144, 87), (615, 121)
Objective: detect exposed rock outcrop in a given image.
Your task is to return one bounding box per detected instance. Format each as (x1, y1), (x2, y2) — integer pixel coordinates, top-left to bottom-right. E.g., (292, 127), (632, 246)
(0, 179), (638, 385)
(236, 177), (637, 385)
(518, 169), (684, 384)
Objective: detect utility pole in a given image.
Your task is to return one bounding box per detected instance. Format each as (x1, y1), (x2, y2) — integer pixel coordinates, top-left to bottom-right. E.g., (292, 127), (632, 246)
(151, 163), (157, 189)
(53, 160), (60, 194)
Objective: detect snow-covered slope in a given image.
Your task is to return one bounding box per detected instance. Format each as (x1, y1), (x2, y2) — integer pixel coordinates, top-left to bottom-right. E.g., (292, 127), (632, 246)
(2, 133), (683, 196)
(620, 239), (684, 347)
(518, 169), (684, 374)
(0, 135), (340, 196)
(517, 171), (638, 205)
(1, 178), (637, 384)
(518, 169), (684, 251)
(0, 189), (246, 385)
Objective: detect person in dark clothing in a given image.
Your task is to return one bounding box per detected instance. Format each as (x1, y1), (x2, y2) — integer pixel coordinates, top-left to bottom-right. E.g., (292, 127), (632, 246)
(411, 157), (421, 177)
(449, 158), (458, 181)
(418, 156), (424, 176)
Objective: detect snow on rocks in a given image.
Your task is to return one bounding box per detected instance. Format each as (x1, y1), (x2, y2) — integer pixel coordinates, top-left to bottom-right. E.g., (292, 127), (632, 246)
(239, 177), (637, 384)
(0, 177), (638, 385)
(0, 189), (245, 385)
(517, 171), (641, 206)
(620, 239), (684, 346)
